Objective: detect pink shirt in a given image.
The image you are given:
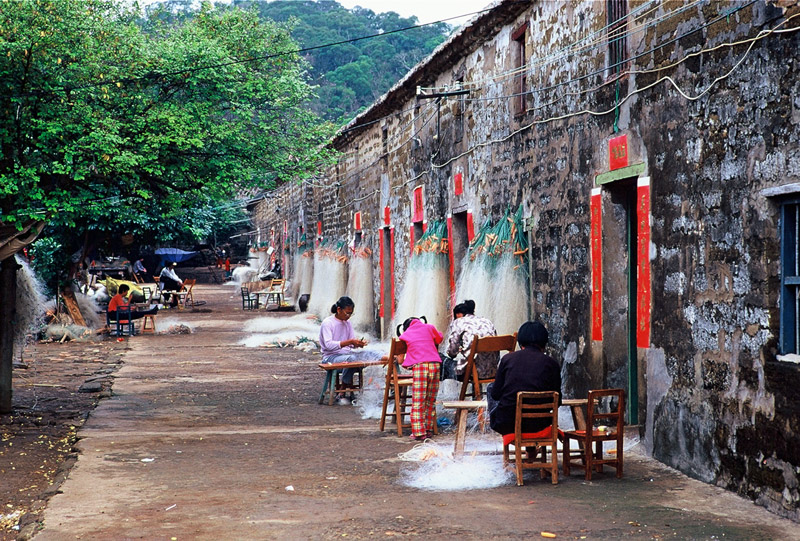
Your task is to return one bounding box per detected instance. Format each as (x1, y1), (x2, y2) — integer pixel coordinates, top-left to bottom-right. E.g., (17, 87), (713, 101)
(399, 319), (443, 368)
(319, 314), (355, 357)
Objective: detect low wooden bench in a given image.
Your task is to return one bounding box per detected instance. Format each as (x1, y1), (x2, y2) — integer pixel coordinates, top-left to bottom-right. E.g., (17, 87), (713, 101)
(318, 359), (386, 406)
(442, 400), (488, 457)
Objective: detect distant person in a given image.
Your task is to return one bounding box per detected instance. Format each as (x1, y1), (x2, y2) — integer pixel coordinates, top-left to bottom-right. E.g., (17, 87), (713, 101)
(488, 321), (561, 437)
(443, 300), (498, 380)
(133, 258), (147, 282)
(225, 256), (231, 278)
(398, 316), (443, 441)
(159, 262), (183, 308)
(319, 296), (382, 405)
(108, 284), (158, 322)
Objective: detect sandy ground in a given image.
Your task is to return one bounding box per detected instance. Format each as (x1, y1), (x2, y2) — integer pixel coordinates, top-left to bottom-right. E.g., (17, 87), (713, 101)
(4, 284), (800, 540)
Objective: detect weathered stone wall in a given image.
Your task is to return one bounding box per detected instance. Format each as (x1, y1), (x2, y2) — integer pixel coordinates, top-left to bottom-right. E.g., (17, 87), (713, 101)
(251, 0), (800, 519)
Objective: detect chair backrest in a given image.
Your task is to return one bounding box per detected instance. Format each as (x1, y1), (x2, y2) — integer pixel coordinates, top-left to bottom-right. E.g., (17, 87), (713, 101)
(241, 286), (250, 296)
(515, 391), (559, 436)
(270, 278), (285, 292)
(386, 338), (409, 379)
(586, 389), (625, 434)
(183, 278), (196, 291)
(473, 333), (517, 355)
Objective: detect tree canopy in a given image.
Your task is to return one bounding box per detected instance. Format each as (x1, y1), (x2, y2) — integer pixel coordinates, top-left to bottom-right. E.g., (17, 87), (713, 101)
(0, 0), (335, 268)
(237, 0), (451, 123)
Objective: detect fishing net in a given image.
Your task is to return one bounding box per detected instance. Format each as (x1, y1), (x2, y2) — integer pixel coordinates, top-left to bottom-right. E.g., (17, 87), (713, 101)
(14, 256), (47, 360)
(455, 206), (529, 336)
(394, 220), (451, 334)
(347, 245), (375, 333)
(307, 239), (348, 318)
(290, 233), (314, 302)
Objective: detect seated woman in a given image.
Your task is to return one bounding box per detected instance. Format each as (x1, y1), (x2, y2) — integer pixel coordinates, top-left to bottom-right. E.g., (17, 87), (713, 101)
(443, 299), (497, 380)
(108, 284), (158, 321)
(487, 321), (561, 437)
(319, 296), (382, 404)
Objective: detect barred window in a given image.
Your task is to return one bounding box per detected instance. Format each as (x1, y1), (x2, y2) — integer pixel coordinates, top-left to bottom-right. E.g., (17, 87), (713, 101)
(607, 0), (628, 75)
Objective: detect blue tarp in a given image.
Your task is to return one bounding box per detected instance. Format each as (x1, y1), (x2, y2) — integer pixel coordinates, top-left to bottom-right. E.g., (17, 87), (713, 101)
(155, 248), (197, 264)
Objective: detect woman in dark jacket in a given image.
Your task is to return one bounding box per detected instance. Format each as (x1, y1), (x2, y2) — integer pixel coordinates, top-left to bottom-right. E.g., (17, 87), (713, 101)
(488, 321), (561, 435)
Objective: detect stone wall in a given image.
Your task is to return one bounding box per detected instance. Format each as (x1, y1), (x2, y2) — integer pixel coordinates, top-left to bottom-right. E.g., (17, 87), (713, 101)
(252, 0), (800, 519)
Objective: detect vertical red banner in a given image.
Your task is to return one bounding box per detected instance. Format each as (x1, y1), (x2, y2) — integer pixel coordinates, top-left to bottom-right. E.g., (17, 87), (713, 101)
(384, 206), (390, 226)
(316, 220), (322, 248)
(609, 134), (628, 171)
(409, 225), (415, 257)
(412, 186), (424, 223)
(454, 172), (463, 196)
(446, 216), (456, 309)
(590, 188), (603, 341)
(390, 227), (396, 319)
(466, 211), (475, 242)
(354, 211), (362, 231)
(636, 178), (651, 348)
(379, 230), (385, 318)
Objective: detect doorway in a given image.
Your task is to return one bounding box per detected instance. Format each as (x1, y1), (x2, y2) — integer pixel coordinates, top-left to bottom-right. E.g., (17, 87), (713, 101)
(602, 178), (639, 425)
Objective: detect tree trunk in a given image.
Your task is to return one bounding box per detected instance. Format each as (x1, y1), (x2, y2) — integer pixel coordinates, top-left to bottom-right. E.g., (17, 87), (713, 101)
(0, 256), (20, 413)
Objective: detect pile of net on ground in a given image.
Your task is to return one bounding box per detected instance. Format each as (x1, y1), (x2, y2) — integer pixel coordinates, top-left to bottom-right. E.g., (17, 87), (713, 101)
(455, 206), (529, 335)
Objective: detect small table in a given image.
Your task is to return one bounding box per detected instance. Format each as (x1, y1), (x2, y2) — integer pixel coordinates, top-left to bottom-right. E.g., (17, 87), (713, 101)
(318, 359), (387, 405)
(442, 400), (487, 457)
(562, 398), (588, 431)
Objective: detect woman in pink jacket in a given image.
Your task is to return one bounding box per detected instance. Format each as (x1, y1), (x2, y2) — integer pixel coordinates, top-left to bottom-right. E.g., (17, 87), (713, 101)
(398, 317), (443, 441)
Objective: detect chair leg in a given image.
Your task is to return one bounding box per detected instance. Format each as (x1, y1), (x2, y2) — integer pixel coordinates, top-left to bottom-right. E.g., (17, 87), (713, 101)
(319, 371), (332, 404)
(514, 445), (524, 486)
(379, 376), (391, 431)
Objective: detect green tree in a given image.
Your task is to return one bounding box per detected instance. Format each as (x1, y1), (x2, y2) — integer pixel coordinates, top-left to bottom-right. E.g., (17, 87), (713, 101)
(0, 0), (335, 412)
(241, 0), (450, 124)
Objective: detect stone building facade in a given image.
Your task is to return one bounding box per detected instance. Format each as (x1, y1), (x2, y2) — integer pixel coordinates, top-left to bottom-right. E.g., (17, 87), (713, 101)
(251, 0), (800, 519)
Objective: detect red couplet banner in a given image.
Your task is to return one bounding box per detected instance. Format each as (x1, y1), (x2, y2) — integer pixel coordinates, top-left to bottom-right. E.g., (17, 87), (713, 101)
(590, 189), (603, 341)
(412, 186), (424, 223)
(636, 180), (651, 348)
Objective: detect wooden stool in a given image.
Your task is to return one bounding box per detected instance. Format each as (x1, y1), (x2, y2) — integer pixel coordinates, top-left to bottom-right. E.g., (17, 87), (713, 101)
(442, 400), (487, 457)
(141, 314), (157, 334)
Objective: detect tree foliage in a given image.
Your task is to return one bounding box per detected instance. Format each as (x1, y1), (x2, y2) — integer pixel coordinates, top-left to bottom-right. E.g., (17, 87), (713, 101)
(0, 0), (335, 276)
(234, 0), (451, 123)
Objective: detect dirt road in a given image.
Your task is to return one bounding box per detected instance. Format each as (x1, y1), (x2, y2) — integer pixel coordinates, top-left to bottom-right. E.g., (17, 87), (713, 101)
(19, 285), (800, 539)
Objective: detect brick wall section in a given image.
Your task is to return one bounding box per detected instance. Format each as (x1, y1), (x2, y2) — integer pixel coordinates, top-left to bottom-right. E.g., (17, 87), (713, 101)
(250, 0), (800, 519)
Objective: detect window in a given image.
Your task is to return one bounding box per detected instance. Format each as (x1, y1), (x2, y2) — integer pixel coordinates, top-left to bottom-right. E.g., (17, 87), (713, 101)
(511, 23), (528, 116)
(454, 76), (464, 143)
(382, 126), (388, 167)
(781, 201), (800, 353)
(607, 0), (628, 75)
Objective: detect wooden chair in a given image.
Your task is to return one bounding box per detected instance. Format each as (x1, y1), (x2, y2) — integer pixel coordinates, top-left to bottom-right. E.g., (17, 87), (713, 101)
(379, 338), (414, 436)
(458, 333), (517, 401)
(175, 278), (196, 308)
(502, 391), (560, 485)
(241, 286), (257, 310)
(562, 388), (625, 480)
(264, 278), (285, 308)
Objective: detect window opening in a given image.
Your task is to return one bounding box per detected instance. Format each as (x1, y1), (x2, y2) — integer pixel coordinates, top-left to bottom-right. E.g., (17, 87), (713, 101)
(607, 0), (628, 75)
(511, 23), (528, 115)
(781, 201), (800, 353)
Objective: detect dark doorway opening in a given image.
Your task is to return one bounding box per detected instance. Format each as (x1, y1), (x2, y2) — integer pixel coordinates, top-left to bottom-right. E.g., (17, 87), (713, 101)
(603, 177), (639, 425)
